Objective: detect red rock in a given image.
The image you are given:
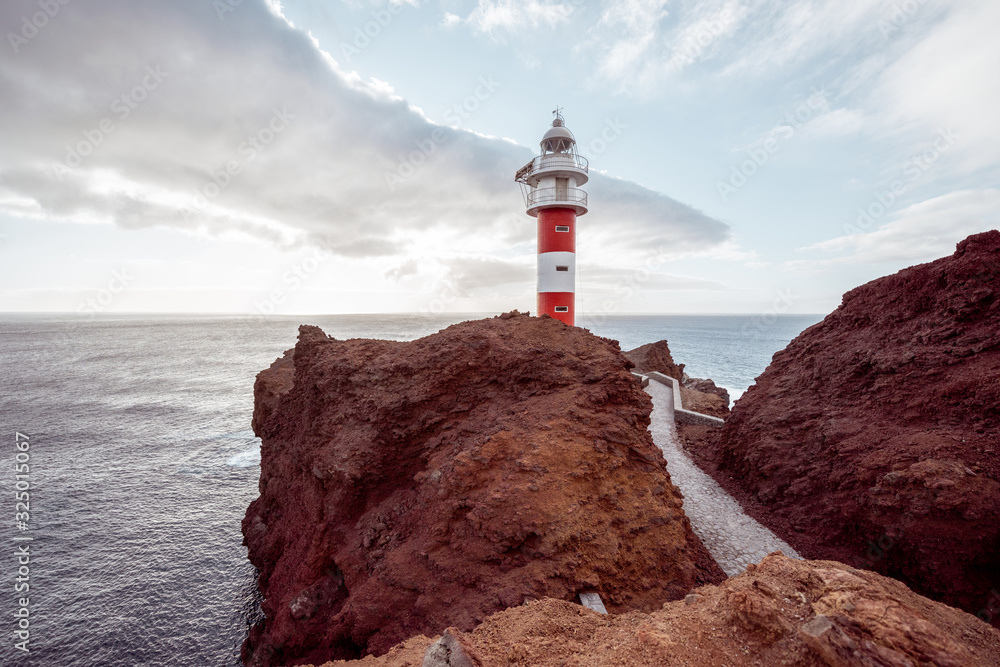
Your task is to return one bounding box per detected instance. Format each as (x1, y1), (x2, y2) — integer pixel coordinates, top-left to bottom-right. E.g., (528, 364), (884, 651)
(698, 231), (1000, 621)
(242, 312), (724, 666)
(683, 377), (730, 409)
(315, 553), (1000, 667)
(623, 340), (685, 380)
(624, 341), (730, 418)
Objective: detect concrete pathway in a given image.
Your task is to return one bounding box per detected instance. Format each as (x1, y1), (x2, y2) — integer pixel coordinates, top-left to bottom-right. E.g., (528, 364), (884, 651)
(645, 378), (801, 577)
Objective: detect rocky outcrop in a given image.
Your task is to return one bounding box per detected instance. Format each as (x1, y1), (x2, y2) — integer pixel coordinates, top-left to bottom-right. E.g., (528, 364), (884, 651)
(316, 553), (1000, 667)
(684, 376), (730, 408)
(625, 341), (730, 418)
(624, 340), (684, 380)
(242, 312), (724, 666)
(679, 383), (730, 419)
(699, 231), (1000, 619)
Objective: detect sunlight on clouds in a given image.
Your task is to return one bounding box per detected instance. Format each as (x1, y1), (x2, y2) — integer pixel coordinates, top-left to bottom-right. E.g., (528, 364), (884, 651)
(870, 0), (1000, 174)
(584, 0), (750, 94)
(465, 0), (576, 34)
(719, 0), (886, 79)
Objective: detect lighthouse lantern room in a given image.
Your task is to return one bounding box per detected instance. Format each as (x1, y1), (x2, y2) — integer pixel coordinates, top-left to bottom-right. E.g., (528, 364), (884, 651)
(515, 109), (588, 326)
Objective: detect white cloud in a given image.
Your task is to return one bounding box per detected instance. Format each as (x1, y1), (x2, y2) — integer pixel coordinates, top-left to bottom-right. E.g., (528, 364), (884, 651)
(465, 0), (576, 34)
(868, 0), (1000, 175)
(793, 188), (1000, 267)
(583, 0), (749, 93)
(0, 0), (729, 297)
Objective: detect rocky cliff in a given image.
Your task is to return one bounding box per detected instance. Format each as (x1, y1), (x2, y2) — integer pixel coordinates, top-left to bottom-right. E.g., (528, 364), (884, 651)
(315, 553), (1000, 667)
(624, 340), (730, 418)
(624, 340), (685, 380)
(242, 312), (724, 666)
(697, 231), (1000, 619)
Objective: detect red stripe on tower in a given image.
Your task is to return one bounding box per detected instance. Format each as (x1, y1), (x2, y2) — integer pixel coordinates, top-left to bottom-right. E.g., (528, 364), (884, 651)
(514, 109), (588, 326)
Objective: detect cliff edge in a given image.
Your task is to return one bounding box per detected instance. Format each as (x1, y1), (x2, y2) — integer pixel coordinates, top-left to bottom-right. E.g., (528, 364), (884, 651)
(316, 553), (1000, 667)
(242, 311), (724, 666)
(698, 230), (1000, 618)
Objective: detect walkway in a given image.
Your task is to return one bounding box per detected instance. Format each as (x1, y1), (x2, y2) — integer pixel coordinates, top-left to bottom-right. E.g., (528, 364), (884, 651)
(644, 378), (801, 577)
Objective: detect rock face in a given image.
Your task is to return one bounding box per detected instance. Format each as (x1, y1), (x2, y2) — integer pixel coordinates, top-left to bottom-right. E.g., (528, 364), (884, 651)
(317, 553), (1000, 667)
(243, 312), (725, 666)
(679, 382), (730, 419)
(625, 340), (730, 418)
(703, 231), (1000, 619)
(684, 376), (731, 409)
(623, 340), (684, 380)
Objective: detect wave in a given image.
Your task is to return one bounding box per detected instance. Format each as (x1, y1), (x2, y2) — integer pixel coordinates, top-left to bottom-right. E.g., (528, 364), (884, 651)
(227, 446), (261, 468)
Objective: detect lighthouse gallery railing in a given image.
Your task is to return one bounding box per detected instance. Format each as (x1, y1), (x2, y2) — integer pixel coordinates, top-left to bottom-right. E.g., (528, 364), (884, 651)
(529, 153), (589, 175)
(526, 186), (588, 208)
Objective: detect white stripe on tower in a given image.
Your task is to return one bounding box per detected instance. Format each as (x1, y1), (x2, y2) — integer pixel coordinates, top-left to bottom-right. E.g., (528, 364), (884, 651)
(537, 251), (575, 293)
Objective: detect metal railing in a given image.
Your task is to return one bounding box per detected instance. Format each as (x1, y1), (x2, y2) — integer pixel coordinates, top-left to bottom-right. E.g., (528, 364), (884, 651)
(529, 153), (589, 174)
(527, 187), (588, 209)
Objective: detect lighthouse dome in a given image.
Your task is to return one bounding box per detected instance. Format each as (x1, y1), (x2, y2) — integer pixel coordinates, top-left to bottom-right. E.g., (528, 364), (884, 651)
(541, 121), (576, 153)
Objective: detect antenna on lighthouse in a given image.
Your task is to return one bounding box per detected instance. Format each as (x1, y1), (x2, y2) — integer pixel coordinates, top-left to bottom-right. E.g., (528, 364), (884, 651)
(514, 111), (589, 326)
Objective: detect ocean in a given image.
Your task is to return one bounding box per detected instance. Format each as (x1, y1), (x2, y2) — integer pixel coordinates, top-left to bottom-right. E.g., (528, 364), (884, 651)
(0, 312), (822, 666)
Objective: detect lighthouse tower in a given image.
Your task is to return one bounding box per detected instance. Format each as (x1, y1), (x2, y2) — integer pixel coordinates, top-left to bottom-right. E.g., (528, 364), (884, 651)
(515, 109), (588, 326)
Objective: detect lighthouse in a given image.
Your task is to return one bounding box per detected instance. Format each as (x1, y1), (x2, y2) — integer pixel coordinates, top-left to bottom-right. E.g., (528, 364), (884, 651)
(515, 109), (588, 326)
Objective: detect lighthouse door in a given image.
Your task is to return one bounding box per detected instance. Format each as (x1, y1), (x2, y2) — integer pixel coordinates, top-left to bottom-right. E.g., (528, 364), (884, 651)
(556, 178), (568, 201)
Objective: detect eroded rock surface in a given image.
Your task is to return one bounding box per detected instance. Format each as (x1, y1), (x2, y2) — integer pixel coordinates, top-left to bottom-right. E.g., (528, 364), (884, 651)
(623, 340), (685, 380)
(243, 312), (724, 666)
(316, 553), (1000, 667)
(699, 231), (1000, 619)
(624, 340), (730, 418)
(684, 376), (731, 416)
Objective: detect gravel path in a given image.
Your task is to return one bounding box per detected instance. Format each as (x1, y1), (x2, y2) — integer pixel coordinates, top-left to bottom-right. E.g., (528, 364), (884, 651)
(645, 378), (801, 576)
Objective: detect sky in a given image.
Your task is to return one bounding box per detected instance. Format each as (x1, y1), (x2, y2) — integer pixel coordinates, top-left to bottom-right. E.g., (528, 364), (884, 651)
(0, 0), (997, 317)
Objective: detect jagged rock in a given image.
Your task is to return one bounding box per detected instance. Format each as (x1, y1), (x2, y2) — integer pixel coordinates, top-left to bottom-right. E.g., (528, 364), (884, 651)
(684, 377), (730, 409)
(697, 231), (1000, 620)
(421, 629), (481, 667)
(314, 553), (1000, 666)
(624, 341), (730, 418)
(242, 312), (724, 666)
(623, 340), (685, 380)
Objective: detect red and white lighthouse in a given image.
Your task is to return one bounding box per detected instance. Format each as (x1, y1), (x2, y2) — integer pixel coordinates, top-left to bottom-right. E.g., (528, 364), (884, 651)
(516, 110), (588, 326)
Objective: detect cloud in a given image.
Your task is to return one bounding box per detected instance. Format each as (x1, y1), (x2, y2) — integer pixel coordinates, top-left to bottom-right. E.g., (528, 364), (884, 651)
(384, 258), (420, 282)
(792, 188), (1000, 267)
(583, 0), (749, 93)
(581, 265), (729, 292)
(867, 0), (1000, 174)
(464, 0), (576, 34)
(0, 0), (729, 274)
(443, 256), (534, 295)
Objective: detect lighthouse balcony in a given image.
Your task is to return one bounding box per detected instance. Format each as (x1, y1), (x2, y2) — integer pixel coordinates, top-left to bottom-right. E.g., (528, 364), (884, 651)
(516, 153), (589, 187)
(526, 186), (588, 216)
